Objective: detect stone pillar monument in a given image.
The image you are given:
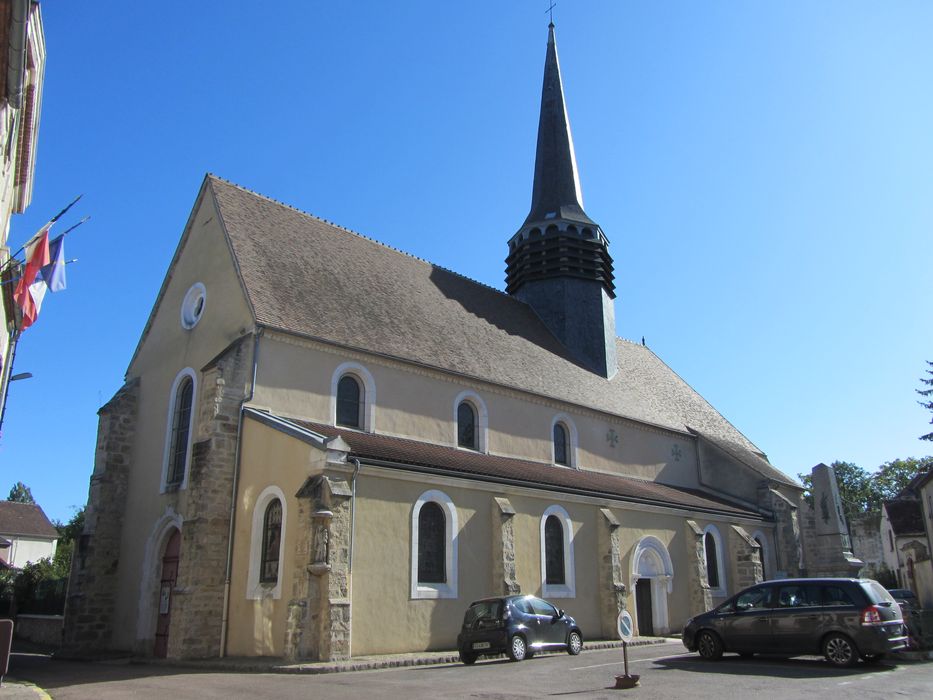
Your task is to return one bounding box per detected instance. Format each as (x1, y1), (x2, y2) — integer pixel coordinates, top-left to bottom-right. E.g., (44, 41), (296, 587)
(807, 463), (863, 577)
(598, 508), (628, 639)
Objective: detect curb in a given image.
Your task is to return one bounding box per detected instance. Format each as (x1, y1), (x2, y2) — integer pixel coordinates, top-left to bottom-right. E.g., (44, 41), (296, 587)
(130, 637), (672, 675)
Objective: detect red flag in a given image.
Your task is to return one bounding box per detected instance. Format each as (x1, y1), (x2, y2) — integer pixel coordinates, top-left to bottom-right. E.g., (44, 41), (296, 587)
(13, 226), (51, 329)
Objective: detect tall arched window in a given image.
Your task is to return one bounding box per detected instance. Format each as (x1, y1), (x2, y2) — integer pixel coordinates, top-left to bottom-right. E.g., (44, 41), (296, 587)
(260, 499), (283, 583)
(336, 374), (362, 428)
(457, 401), (477, 449)
(545, 515), (565, 584)
(704, 532), (720, 588)
(553, 423), (569, 466)
(540, 504), (575, 598)
(418, 502), (446, 584)
(410, 490), (458, 599)
(163, 370), (196, 490)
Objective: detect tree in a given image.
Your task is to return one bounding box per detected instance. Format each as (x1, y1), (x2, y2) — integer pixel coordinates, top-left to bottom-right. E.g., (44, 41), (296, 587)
(51, 506), (85, 573)
(920, 360), (933, 441)
(797, 457), (932, 522)
(7, 481), (34, 503)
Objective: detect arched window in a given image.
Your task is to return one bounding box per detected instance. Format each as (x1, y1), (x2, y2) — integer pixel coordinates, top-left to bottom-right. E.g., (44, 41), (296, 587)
(417, 502), (446, 584)
(247, 486), (288, 600)
(336, 374), (362, 428)
(457, 402), (477, 449)
(410, 490), (458, 599)
(260, 499), (283, 583)
(702, 525), (727, 596)
(553, 423), (569, 466)
(545, 515), (565, 584)
(540, 505), (575, 598)
(704, 533), (720, 588)
(162, 370), (196, 491)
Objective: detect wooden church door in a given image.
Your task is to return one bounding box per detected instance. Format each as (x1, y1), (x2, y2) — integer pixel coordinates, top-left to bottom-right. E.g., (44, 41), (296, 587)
(635, 578), (654, 636)
(154, 529), (181, 658)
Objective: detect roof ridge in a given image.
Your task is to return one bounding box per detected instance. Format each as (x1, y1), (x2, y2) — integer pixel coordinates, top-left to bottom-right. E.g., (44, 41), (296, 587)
(207, 174), (516, 302)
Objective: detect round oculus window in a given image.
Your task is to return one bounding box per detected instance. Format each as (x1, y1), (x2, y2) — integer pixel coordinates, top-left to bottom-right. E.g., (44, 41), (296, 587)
(181, 283), (206, 329)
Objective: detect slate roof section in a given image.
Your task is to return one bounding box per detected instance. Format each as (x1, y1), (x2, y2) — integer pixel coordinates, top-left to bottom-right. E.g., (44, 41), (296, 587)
(205, 175), (796, 487)
(279, 416), (762, 518)
(0, 501), (59, 539)
(885, 499), (925, 536)
(690, 429), (797, 487)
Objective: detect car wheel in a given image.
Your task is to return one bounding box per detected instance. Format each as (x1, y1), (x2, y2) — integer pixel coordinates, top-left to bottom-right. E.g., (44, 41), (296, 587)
(567, 631), (583, 656)
(696, 631), (723, 660)
(507, 634), (527, 662)
(823, 633), (858, 668)
(459, 649), (477, 665)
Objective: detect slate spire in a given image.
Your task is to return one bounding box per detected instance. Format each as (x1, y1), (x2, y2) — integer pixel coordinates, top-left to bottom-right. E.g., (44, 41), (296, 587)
(505, 23), (617, 379)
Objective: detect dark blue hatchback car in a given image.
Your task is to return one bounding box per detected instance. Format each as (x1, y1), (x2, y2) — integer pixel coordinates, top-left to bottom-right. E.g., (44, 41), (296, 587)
(457, 595), (583, 664)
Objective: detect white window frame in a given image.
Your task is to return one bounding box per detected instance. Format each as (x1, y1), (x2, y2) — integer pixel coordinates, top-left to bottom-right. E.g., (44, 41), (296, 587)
(160, 368), (197, 492)
(702, 524), (728, 597)
(410, 489), (458, 599)
(540, 504), (576, 598)
(246, 486), (288, 600)
(549, 413), (578, 468)
(453, 390), (488, 452)
(330, 362), (376, 432)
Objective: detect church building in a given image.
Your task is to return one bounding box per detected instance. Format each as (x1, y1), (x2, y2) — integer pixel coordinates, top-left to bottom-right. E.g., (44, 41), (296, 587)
(65, 24), (817, 660)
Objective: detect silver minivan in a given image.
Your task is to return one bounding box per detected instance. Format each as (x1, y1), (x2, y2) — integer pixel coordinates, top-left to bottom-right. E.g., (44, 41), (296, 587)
(682, 578), (908, 667)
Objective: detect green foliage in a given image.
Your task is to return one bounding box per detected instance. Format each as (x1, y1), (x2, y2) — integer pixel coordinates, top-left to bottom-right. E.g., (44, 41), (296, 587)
(51, 506), (85, 575)
(920, 360), (933, 442)
(798, 457), (932, 521)
(7, 481), (34, 503)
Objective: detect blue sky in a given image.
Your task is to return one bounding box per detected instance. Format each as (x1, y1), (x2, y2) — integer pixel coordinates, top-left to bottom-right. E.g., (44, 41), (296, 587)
(3, 1), (931, 524)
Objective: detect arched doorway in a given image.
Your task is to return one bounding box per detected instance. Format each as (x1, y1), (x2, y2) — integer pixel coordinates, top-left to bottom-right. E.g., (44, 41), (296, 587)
(154, 528), (180, 658)
(631, 536), (674, 636)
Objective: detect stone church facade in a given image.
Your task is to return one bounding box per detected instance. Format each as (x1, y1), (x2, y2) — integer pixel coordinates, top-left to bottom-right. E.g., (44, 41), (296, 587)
(65, 25), (833, 660)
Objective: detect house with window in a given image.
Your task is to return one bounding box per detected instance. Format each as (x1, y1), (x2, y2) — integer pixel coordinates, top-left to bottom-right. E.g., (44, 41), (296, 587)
(65, 24), (831, 661)
(881, 471), (932, 604)
(0, 500), (58, 569)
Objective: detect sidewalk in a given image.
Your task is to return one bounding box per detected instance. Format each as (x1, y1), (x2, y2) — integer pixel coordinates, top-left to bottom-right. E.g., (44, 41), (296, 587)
(1, 677), (50, 699)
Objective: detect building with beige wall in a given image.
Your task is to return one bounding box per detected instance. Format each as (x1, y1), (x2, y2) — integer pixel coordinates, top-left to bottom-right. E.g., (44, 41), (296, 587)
(0, 0), (43, 426)
(66, 24), (828, 661)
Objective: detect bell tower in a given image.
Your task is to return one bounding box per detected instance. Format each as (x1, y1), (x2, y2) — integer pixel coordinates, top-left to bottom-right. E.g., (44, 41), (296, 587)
(505, 23), (617, 378)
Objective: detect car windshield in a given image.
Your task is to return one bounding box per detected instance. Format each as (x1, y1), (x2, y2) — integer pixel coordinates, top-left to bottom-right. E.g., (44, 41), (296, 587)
(464, 600), (502, 626)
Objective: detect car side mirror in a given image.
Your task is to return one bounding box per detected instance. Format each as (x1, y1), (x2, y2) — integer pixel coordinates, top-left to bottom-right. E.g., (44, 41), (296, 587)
(556, 609), (565, 619)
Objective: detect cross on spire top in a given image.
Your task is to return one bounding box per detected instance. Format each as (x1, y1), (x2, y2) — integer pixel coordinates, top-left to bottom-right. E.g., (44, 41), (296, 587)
(546, 1), (557, 26)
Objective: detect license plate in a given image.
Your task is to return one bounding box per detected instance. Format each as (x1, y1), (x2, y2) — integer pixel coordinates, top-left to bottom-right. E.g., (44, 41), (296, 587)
(472, 642), (491, 650)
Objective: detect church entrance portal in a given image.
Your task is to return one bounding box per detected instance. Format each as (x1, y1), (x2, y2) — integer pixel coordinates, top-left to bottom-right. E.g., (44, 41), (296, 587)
(635, 578), (653, 636)
(154, 528), (180, 658)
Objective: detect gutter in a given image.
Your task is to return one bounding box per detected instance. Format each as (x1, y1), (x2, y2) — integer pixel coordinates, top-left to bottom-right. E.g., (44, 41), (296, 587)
(219, 327), (263, 657)
(6, 0), (29, 108)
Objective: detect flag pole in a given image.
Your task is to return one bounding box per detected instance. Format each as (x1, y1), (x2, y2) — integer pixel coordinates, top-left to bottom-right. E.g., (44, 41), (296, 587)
(0, 196), (84, 274)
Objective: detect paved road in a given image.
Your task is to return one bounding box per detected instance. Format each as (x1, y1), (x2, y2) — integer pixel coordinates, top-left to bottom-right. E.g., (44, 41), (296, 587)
(10, 641), (933, 699)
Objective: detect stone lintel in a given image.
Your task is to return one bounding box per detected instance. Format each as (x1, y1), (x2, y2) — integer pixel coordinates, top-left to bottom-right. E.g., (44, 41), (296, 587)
(494, 497), (516, 516)
(685, 519), (703, 536)
(730, 525), (758, 548)
(600, 508), (620, 529)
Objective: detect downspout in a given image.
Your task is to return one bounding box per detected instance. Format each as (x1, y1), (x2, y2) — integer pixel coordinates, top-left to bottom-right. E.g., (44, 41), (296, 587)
(347, 457), (361, 657)
(219, 327), (262, 657)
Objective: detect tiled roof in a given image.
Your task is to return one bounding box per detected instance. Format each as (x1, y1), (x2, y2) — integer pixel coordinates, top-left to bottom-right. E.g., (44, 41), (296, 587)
(885, 499), (925, 536)
(0, 501), (59, 539)
(283, 417), (762, 518)
(207, 175), (791, 484)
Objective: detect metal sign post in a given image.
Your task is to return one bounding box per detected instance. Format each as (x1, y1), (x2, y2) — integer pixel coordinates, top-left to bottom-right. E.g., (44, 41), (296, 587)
(614, 610), (640, 689)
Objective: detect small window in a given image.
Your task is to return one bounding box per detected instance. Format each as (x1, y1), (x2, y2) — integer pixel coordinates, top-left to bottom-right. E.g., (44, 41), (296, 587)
(417, 502), (446, 584)
(457, 402), (477, 449)
(167, 376), (194, 486)
(553, 423), (569, 466)
(704, 532), (720, 589)
(336, 375), (362, 428)
(530, 597), (558, 617)
(180, 283), (206, 329)
(259, 499), (282, 584)
(821, 585), (856, 607)
(545, 515), (565, 585)
(734, 586), (771, 611)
